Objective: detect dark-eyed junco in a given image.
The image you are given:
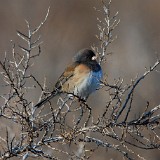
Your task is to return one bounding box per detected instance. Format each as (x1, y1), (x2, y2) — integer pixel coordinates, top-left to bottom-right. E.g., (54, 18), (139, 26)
(35, 48), (102, 108)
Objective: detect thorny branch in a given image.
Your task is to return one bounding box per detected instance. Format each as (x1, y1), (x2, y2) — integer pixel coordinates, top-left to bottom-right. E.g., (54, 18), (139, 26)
(116, 59), (160, 122)
(92, 0), (120, 64)
(0, 1), (160, 160)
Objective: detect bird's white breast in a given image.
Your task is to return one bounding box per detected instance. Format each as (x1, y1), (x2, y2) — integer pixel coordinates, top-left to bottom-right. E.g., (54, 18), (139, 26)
(74, 70), (102, 99)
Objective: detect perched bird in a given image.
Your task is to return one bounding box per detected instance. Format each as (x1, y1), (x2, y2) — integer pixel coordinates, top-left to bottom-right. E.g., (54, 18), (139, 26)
(35, 48), (102, 108)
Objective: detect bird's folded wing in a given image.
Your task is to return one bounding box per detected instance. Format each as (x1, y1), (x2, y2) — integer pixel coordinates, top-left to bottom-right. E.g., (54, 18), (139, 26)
(54, 63), (77, 90)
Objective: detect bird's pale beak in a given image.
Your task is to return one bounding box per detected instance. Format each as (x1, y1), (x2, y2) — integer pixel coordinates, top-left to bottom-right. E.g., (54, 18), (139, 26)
(92, 55), (97, 60)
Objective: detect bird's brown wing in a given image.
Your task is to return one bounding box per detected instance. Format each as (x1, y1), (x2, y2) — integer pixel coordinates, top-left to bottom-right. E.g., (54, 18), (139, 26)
(54, 63), (78, 91)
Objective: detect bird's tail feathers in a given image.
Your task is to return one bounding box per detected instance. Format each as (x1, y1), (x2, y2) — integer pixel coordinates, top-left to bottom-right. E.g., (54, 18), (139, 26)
(34, 90), (58, 108)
